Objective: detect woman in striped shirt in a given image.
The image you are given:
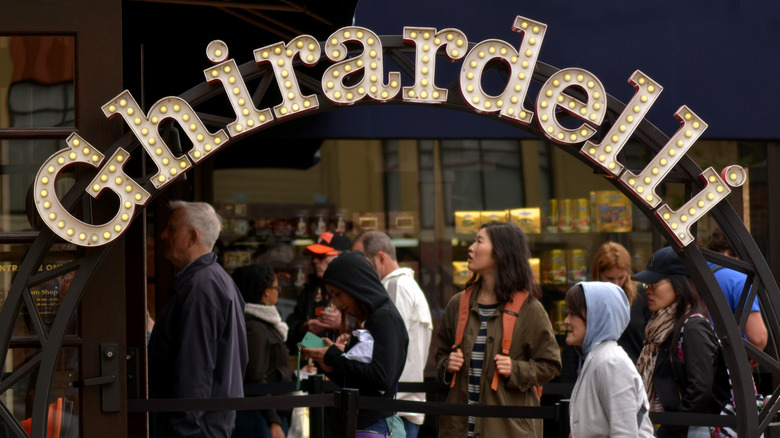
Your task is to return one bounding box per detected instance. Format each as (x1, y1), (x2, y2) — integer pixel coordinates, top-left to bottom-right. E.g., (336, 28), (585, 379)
(435, 222), (561, 437)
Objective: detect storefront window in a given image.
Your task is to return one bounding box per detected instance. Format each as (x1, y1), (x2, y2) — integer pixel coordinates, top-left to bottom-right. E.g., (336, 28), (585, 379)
(0, 36), (75, 129)
(0, 139), (73, 233)
(0, 244), (79, 338)
(210, 138), (655, 342)
(1, 347), (79, 437)
(0, 34), (79, 437)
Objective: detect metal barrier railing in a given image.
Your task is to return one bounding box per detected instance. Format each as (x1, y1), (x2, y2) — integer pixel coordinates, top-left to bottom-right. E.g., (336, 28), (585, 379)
(127, 375), (741, 437)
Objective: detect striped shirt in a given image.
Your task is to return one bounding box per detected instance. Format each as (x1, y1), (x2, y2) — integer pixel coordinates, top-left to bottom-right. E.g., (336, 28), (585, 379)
(467, 303), (498, 437)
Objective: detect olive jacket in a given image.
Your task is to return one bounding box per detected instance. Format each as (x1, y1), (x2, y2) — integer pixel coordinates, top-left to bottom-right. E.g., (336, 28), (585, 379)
(435, 286), (562, 437)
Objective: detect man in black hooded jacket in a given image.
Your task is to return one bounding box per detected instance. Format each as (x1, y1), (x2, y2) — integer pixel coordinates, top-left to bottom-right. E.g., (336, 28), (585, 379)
(303, 250), (409, 436)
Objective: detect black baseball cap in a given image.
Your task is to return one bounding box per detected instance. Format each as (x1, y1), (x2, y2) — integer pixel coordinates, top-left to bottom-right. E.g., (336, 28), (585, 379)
(632, 246), (689, 284)
(304, 230), (351, 256)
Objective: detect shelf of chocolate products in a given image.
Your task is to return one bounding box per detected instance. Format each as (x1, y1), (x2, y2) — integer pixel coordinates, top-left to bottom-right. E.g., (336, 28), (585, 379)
(216, 202), (423, 313)
(451, 190), (654, 339)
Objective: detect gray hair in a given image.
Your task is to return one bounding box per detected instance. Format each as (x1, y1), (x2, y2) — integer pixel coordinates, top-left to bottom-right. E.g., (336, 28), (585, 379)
(168, 200), (222, 250)
(352, 230), (397, 261)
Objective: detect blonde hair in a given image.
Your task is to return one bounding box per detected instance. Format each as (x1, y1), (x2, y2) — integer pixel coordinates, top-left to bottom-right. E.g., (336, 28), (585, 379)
(589, 242), (637, 304)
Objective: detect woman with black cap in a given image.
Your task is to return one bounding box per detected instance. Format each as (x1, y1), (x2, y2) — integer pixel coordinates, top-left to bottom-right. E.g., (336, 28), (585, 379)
(633, 246), (730, 438)
(302, 250), (409, 437)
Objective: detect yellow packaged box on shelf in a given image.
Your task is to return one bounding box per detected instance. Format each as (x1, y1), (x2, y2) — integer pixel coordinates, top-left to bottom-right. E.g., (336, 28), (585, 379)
(571, 198), (591, 232)
(529, 257), (540, 283)
(590, 190), (633, 232)
(480, 210), (508, 225)
(509, 208), (541, 234)
(542, 249), (568, 285)
(567, 249), (588, 283)
(452, 261), (472, 287)
(454, 211), (482, 235)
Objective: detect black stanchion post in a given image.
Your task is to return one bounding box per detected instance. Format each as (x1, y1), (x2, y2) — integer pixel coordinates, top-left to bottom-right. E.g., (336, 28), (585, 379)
(310, 375), (324, 438)
(553, 402), (563, 438)
(559, 399), (570, 438)
(338, 388), (359, 438)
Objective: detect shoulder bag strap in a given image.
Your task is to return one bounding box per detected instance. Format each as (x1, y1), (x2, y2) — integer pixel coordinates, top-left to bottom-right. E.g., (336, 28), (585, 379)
(449, 287), (473, 388)
(490, 290), (529, 391)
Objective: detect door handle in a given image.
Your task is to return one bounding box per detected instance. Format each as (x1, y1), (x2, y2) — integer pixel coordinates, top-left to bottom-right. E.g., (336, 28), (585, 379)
(70, 343), (120, 413)
(72, 375), (115, 387)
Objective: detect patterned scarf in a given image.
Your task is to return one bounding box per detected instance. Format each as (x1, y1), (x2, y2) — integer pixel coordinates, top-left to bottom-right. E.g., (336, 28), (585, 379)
(637, 302), (677, 410)
(245, 303), (289, 341)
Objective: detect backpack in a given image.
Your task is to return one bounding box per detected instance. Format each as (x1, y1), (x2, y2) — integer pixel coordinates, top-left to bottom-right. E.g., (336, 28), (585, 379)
(676, 314), (743, 437)
(450, 287), (542, 399)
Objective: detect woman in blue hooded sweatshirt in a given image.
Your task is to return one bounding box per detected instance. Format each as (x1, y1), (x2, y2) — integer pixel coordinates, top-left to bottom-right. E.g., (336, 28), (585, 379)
(302, 250), (409, 437)
(565, 281), (654, 437)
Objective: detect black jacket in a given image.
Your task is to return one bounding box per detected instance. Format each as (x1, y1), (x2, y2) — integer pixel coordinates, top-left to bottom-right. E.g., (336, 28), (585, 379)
(244, 315), (292, 426)
(653, 315), (731, 438)
(148, 253), (248, 437)
(618, 286), (651, 363)
(321, 251), (409, 430)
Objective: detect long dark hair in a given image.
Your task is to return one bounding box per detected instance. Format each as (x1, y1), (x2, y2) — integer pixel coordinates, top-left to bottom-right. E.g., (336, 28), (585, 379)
(466, 222), (539, 302)
(231, 263), (276, 304)
(668, 274), (707, 348)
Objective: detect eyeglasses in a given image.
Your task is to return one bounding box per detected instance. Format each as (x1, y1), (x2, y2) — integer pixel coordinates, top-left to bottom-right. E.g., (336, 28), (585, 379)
(643, 279), (669, 290)
(266, 286), (281, 291)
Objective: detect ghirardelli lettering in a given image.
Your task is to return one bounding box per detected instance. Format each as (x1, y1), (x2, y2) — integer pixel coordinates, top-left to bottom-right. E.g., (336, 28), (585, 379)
(33, 15), (744, 247)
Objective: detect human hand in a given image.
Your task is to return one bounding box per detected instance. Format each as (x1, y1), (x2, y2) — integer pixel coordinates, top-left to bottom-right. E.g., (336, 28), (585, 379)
(335, 332), (350, 351)
(447, 349), (464, 374)
(306, 318), (328, 334)
(269, 422), (285, 438)
(318, 308), (342, 329)
(302, 338), (335, 373)
(494, 354), (512, 378)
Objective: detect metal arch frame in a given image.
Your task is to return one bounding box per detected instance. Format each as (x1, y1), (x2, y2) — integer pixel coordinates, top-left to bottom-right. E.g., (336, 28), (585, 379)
(0, 35), (777, 437)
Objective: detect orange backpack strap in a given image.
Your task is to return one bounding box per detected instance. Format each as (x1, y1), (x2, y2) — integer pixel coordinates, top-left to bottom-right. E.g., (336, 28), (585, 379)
(450, 287), (473, 388)
(491, 290), (529, 391)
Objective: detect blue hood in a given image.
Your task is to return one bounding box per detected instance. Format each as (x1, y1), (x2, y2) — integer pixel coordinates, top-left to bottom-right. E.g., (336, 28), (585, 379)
(580, 281), (630, 356)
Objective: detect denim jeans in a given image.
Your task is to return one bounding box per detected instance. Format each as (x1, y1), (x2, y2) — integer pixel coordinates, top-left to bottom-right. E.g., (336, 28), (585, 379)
(358, 415), (406, 438)
(401, 418), (420, 438)
(233, 410), (289, 438)
(687, 426), (711, 438)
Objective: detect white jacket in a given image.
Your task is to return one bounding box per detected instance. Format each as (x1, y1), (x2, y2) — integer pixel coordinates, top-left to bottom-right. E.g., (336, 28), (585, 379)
(382, 267), (433, 425)
(570, 340), (654, 437)
(569, 282), (654, 438)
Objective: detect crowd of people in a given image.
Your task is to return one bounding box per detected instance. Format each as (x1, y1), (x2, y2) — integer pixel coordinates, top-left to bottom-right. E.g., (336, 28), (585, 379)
(147, 200), (764, 438)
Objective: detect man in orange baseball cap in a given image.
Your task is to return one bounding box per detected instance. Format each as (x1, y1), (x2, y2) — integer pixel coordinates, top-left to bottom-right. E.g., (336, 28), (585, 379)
(285, 230), (351, 353)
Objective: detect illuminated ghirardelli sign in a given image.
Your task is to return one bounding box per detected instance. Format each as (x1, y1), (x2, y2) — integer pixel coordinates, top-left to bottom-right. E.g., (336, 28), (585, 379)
(34, 16), (745, 247)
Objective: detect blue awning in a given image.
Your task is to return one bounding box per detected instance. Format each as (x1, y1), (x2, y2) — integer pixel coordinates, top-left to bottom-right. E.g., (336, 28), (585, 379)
(290, 0), (779, 140)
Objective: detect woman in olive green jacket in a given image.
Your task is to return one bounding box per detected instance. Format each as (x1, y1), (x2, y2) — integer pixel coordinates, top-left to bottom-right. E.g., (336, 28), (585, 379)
(435, 222), (561, 437)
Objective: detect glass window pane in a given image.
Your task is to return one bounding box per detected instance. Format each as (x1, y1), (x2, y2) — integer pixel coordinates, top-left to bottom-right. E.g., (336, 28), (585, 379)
(0, 36), (75, 128)
(0, 138), (73, 232)
(1, 347), (79, 437)
(0, 243), (79, 338)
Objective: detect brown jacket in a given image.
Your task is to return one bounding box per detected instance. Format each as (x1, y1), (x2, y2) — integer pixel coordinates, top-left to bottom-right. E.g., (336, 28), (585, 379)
(435, 287), (561, 437)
